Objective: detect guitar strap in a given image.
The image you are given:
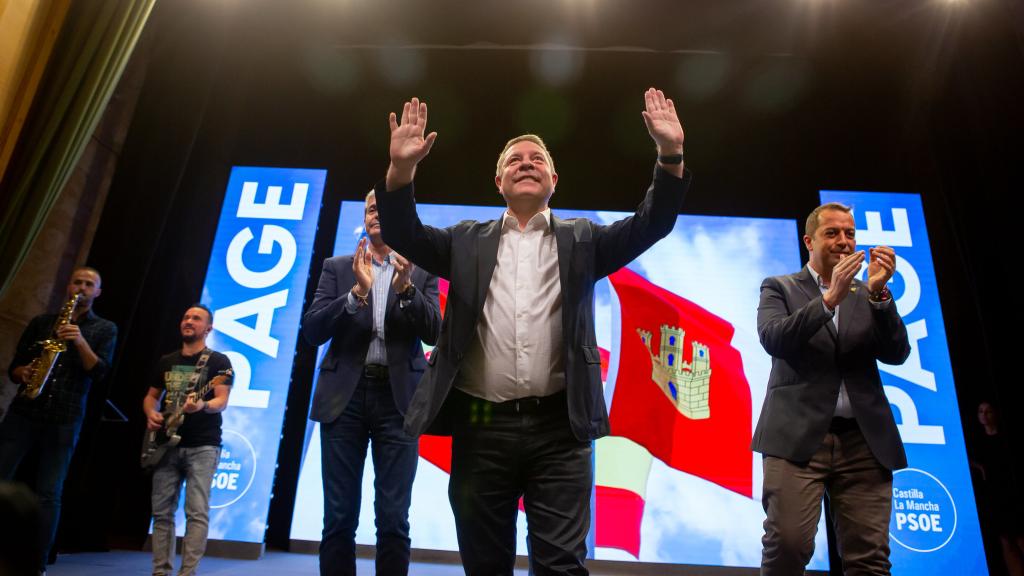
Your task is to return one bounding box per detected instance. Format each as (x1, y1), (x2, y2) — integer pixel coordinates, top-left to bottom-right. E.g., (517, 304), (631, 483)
(185, 348), (213, 399)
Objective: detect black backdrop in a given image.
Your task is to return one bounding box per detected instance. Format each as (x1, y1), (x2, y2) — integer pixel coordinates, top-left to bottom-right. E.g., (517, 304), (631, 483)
(58, 0), (1022, 566)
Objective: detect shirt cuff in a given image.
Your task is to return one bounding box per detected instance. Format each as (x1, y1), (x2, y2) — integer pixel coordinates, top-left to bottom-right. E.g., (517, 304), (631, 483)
(345, 291), (360, 313)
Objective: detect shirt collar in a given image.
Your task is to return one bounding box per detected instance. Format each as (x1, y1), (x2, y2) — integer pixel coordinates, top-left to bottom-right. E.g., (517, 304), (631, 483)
(501, 208), (551, 233)
(806, 263), (828, 289)
(371, 251), (394, 267)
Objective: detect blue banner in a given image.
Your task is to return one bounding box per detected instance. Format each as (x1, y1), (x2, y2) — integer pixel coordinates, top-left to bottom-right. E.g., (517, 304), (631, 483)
(819, 191), (986, 574)
(184, 166), (325, 543)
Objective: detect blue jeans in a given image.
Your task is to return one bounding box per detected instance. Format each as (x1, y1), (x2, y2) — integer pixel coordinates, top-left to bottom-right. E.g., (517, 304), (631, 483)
(319, 376), (418, 576)
(0, 410), (81, 571)
(150, 444), (220, 576)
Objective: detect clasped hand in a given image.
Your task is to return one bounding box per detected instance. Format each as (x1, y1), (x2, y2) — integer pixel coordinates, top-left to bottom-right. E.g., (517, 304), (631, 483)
(823, 246), (896, 309)
(352, 238), (414, 298)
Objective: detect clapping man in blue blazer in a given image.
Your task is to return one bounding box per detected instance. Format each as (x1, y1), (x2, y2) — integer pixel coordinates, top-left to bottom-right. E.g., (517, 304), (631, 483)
(302, 191), (441, 576)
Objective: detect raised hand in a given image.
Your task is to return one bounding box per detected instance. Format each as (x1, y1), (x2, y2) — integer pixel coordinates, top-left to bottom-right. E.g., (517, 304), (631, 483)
(641, 88), (685, 155)
(352, 237), (373, 299)
(387, 97), (438, 190)
(391, 253), (414, 293)
(823, 251), (865, 310)
(866, 246), (896, 294)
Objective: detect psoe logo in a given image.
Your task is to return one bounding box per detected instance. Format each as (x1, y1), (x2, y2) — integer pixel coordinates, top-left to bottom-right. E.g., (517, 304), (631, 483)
(210, 428), (257, 509)
(890, 468), (957, 553)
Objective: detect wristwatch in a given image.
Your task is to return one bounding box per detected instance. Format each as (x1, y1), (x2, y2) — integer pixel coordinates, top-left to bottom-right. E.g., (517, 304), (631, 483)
(869, 285), (892, 303)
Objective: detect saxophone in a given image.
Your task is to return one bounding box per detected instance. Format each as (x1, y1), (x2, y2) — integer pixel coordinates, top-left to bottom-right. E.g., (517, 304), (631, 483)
(19, 293), (82, 400)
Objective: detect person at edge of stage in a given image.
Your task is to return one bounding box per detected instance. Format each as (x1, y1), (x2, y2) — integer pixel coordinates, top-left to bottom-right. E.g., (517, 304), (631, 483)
(374, 87), (690, 575)
(971, 401), (1024, 576)
(301, 189), (441, 576)
(144, 304), (233, 576)
(0, 266), (117, 576)
(752, 202), (912, 575)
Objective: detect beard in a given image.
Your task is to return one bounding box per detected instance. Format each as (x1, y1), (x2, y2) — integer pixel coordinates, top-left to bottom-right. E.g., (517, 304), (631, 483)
(181, 331), (202, 344)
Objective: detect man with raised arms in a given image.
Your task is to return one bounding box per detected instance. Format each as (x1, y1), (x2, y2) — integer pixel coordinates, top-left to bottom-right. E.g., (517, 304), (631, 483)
(375, 88), (690, 575)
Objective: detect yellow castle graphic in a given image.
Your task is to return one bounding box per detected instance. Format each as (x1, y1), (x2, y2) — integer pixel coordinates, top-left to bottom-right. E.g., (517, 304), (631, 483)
(636, 325), (711, 420)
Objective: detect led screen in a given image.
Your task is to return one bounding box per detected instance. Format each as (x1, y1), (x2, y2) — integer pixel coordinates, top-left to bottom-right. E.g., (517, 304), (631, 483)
(289, 200), (826, 570)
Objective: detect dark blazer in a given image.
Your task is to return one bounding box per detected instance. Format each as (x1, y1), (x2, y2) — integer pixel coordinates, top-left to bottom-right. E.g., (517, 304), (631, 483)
(751, 267), (912, 470)
(301, 254), (441, 424)
(377, 165), (690, 441)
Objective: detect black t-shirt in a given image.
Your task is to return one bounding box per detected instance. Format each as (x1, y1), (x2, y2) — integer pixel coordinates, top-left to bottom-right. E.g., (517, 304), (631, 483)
(154, 349), (233, 447)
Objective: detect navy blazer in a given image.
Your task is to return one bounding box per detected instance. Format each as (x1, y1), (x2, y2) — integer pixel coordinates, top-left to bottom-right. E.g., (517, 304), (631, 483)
(377, 165), (690, 441)
(301, 254), (441, 424)
(751, 267), (912, 470)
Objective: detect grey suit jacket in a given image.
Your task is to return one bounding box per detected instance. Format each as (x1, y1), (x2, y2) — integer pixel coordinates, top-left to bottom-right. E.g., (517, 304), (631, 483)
(751, 267), (911, 470)
(377, 165), (690, 441)
(301, 254), (441, 424)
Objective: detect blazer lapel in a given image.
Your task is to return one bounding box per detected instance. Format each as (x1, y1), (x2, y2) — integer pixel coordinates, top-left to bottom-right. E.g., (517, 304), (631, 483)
(837, 279), (866, 344)
(552, 215), (573, 298)
(796, 267), (837, 341)
(385, 280), (398, 314)
(476, 219), (502, 310)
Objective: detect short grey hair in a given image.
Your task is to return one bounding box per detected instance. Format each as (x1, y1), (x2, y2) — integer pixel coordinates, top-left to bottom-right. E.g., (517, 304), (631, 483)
(495, 134), (555, 178)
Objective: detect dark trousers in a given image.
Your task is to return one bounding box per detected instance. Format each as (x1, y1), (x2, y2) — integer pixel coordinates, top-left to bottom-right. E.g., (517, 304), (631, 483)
(0, 410), (81, 571)
(761, 420), (894, 576)
(448, 389), (592, 576)
(319, 376), (418, 576)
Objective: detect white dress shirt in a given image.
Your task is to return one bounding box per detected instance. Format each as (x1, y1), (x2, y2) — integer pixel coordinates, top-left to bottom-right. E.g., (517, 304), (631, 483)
(458, 209), (565, 401)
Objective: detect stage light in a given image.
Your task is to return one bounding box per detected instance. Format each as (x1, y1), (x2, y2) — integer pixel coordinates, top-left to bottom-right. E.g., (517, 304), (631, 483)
(529, 44), (585, 87)
(675, 52), (731, 102)
(302, 46), (360, 95)
(375, 45), (426, 87)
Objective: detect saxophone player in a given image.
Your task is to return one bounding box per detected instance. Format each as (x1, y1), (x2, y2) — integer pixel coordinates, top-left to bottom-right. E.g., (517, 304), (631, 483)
(0, 266), (117, 575)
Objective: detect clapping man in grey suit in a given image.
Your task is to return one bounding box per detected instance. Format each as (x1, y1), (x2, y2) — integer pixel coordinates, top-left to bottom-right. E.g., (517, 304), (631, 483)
(752, 202), (912, 575)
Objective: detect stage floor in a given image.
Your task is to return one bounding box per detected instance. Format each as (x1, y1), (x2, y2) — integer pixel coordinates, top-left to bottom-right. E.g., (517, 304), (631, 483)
(45, 549), (772, 575)
(46, 550), (527, 575)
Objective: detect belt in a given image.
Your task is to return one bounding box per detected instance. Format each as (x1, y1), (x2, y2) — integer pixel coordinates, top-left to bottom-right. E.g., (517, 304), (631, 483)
(829, 416), (858, 434)
(363, 364), (389, 380)
(456, 389), (567, 415)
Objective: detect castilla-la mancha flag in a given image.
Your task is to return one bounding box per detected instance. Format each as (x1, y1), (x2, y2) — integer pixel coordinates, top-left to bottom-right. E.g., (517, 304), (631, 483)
(607, 268), (752, 497)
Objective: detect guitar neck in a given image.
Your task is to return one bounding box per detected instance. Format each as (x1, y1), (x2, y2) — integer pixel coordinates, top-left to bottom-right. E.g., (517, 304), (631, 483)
(194, 374), (227, 401)
(167, 374), (228, 419)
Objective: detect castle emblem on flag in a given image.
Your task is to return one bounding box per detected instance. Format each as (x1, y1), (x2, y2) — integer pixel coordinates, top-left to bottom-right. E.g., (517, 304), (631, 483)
(636, 326), (711, 419)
